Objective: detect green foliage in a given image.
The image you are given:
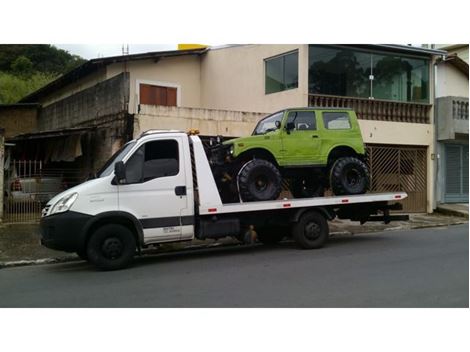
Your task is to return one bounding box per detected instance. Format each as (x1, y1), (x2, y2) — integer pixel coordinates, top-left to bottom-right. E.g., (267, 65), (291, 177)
(0, 71), (55, 103)
(0, 44), (86, 103)
(10, 56), (33, 77)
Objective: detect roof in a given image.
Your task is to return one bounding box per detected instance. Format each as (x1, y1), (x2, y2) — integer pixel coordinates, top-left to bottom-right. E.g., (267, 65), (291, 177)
(19, 48), (208, 103)
(347, 44), (447, 57)
(0, 103), (40, 109)
(439, 53), (469, 78)
(7, 126), (95, 141)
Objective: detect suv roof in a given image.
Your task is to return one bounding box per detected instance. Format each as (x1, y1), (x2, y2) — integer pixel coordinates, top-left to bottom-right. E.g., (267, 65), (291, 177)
(283, 106), (354, 112)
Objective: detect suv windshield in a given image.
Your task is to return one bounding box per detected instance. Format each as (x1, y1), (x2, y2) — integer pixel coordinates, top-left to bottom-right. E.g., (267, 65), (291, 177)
(96, 141), (136, 178)
(253, 112), (284, 135)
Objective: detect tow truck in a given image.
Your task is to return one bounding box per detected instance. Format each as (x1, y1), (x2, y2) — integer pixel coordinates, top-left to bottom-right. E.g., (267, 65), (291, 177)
(40, 130), (408, 270)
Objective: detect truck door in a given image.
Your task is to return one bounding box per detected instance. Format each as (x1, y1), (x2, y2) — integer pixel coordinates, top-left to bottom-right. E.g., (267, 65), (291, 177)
(117, 137), (190, 243)
(281, 110), (321, 166)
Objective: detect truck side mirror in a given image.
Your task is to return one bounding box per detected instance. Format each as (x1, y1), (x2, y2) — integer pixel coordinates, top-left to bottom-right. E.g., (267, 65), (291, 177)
(114, 161), (126, 183)
(285, 122), (295, 134)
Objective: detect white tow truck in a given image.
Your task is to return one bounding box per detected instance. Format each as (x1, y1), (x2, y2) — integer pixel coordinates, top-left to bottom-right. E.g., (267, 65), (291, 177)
(40, 130), (408, 270)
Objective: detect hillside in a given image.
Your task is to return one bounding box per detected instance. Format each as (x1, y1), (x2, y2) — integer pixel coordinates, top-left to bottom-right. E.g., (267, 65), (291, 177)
(0, 45), (86, 104)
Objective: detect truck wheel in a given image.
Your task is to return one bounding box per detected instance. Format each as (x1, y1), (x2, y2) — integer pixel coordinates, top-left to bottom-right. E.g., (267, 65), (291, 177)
(86, 224), (136, 271)
(256, 227), (287, 245)
(329, 157), (369, 195)
(238, 159), (282, 202)
(292, 211), (328, 249)
(291, 177), (324, 198)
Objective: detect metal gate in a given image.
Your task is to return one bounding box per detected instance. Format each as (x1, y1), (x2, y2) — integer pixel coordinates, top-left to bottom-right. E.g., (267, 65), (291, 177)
(444, 143), (469, 203)
(3, 160), (84, 223)
(367, 144), (427, 213)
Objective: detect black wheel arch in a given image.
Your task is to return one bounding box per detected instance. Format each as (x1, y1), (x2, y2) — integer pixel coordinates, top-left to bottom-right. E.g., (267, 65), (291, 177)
(327, 146), (364, 166)
(79, 211), (144, 252)
(236, 148), (279, 166)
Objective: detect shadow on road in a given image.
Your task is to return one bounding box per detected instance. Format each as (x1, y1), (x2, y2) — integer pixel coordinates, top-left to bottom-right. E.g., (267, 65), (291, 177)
(43, 232), (393, 273)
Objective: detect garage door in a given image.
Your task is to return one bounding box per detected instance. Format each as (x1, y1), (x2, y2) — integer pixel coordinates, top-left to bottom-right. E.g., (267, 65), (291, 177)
(444, 144), (469, 203)
(367, 144), (427, 213)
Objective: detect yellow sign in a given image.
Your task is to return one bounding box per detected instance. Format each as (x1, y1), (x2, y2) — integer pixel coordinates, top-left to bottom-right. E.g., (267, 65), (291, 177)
(178, 44), (208, 50)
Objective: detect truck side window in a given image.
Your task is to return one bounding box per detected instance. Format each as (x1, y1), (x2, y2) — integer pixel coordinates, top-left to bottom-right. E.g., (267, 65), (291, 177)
(286, 111), (316, 131)
(125, 139), (179, 183)
(323, 112), (351, 129)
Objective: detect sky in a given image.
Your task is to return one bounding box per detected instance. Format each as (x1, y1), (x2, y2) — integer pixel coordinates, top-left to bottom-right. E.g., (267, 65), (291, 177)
(55, 44), (178, 59)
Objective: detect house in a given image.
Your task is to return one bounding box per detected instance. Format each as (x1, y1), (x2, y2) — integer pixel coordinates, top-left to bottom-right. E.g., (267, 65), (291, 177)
(432, 44), (469, 204)
(6, 44), (446, 215)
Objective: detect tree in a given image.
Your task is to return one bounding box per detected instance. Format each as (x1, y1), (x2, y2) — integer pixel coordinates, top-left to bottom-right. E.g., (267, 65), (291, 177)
(10, 55), (33, 77)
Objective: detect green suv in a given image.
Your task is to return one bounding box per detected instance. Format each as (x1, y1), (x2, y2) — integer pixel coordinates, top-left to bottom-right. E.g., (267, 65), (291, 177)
(210, 107), (370, 202)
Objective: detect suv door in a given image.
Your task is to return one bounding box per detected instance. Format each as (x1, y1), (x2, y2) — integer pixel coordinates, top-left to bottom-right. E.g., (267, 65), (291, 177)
(117, 137), (190, 243)
(281, 110), (321, 166)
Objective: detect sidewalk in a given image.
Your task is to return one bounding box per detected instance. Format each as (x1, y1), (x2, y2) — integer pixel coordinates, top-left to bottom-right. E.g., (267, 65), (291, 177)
(0, 213), (467, 268)
(436, 203), (469, 219)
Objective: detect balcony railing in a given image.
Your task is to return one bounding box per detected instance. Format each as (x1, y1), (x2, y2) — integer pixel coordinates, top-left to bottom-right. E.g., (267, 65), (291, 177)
(452, 98), (469, 120)
(308, 94), (432, 124)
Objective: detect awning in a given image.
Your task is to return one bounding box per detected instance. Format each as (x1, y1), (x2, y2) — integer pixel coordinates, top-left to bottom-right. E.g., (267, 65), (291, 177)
(7, 126), (94, 141)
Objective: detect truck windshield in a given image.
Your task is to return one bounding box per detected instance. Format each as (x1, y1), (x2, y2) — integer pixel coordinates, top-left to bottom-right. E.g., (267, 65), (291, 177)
(96, 141), (136, 178)
(253, 112), (283, 135)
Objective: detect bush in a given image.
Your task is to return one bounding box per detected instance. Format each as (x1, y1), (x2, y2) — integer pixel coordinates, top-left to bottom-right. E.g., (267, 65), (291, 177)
(0, 71), (56, 103)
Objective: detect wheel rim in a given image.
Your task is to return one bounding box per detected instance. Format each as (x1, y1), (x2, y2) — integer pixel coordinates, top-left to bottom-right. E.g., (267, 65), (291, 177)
(304, 221), (321, 240)
(101, 237), (123, 259)
(254, 175), (269, 192)
(345, 167), (361, 186)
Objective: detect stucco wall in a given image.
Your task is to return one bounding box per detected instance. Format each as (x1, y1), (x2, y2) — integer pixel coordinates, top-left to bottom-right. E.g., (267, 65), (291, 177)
(39, 68), (107, 107)
(0, 106), (38, 138)
(106, 55), (202, 114)
(436, 63), (469, 98)
(134, 105), (266, 138)
(200, 45), (308, 113)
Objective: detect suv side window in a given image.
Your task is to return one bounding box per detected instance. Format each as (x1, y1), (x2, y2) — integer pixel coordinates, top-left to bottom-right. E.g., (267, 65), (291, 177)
(125, 139), (179, 183)
(323, 112), (351, 130)
(286, 111), (316, 131)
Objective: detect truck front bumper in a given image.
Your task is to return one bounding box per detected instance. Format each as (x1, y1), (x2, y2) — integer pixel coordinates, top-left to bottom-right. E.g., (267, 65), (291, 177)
(40, 211), (92, 253)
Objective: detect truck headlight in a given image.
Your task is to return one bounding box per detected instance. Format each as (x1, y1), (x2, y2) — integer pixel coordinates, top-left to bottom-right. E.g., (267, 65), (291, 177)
(229, 145), (234, 155)
(50, 193), (78, 215)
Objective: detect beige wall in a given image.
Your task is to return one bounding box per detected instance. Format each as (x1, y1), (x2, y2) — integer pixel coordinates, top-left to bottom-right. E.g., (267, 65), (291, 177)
(106, 56), (202, 114)
(201, 45), (308, 113)
(436, 63), (469, 98)
(0, 107), (38, 138)
(134, 105), (266, 138)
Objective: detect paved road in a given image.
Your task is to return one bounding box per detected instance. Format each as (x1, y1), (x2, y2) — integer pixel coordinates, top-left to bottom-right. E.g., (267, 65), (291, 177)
(1, 224), (468, 307)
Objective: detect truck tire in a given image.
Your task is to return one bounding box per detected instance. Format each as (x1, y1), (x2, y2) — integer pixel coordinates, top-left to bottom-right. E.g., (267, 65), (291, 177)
(292, 211), (328, 249)
(329, 156), (369, 195)
(238, 159), (282, 202)
(86, 224), (136, 271)
(256, 227), (287, 245)
(291, 177), (324, 198)
(76, 249), (88, 261)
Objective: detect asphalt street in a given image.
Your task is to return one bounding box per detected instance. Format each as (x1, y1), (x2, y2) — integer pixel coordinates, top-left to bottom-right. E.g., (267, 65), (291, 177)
(0, 224), (468, 307)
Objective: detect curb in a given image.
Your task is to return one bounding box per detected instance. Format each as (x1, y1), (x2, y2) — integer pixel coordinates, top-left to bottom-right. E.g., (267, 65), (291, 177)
(435, 207), (469, 220)
(1, 221), (467, 269)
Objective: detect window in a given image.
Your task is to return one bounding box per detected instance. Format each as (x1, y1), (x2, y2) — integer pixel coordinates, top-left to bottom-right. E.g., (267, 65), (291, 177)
(308, 45), (430, 103)
(286, 111), (316, 130)
(140, 84), (177, 106)
(265, 51), (299, 94)
(253, 112), (284, 135)
(125, 140), (179, 183)
(322, 112), (351, 130)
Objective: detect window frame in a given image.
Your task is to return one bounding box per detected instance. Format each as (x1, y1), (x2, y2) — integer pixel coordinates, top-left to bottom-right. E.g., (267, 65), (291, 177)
(123, 139), (180, 184)
(286, 110), (317, 131)
(136, 79), (181, 112)
(264, 50), (299, 95)
(321, 111), (353, 130)
(308, 45), (431, 104)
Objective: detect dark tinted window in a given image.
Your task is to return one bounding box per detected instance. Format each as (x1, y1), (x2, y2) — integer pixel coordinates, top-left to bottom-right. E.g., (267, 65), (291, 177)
(125, 140), (179, 183)
(322, 112), (351, 130)
(286, 111), (316, 130)
(265, 51), (298, 94)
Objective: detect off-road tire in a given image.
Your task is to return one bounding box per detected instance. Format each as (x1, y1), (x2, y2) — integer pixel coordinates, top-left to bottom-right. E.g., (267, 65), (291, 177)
(86, 224), (136, 271)
(238, 159), (282, 202)
(76, 249), (88, 261)
(291, 177), (324, 198)
(329, 156), (369, 195)
(256, 226), (288, 245)
(292, 211), (328, 249)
